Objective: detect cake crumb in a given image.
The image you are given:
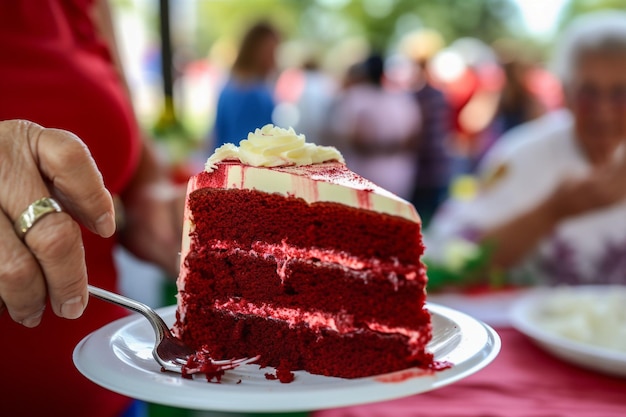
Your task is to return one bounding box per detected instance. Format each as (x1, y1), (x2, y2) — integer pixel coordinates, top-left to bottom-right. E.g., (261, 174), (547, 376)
(179, 346), (227, 382)
(265, 366), (295, 383)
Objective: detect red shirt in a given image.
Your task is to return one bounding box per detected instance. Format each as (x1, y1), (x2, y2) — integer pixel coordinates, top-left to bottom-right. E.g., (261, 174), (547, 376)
(0, 1), (141, 416)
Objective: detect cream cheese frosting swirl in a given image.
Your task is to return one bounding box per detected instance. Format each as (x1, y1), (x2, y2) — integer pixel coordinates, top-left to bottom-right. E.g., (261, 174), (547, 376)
(205, 124), (344, 172)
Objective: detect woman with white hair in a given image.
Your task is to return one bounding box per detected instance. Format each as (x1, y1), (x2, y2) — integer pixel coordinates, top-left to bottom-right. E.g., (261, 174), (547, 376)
(427, 10), (626, 285)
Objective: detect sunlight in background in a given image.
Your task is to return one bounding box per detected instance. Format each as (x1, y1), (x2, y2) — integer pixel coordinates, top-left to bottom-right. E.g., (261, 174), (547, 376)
(511, 0), (570, 39)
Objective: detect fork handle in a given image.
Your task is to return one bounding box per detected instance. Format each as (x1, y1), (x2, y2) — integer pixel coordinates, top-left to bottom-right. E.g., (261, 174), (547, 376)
(87, 285), (169, 341)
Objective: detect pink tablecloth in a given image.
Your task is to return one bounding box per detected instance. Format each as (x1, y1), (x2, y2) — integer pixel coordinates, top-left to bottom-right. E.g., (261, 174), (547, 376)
(313, 328), (626, 417)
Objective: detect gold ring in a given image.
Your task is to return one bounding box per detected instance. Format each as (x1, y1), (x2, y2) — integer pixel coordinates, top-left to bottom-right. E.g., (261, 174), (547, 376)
(14, 197), (63, 240)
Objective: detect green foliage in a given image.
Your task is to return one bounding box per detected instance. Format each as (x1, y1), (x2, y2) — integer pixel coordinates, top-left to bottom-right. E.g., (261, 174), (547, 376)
(424, 239), (500, 292)
(560, 0), (626, 30)
(191, 0), (522, 58)
(195, 0), (303, 55)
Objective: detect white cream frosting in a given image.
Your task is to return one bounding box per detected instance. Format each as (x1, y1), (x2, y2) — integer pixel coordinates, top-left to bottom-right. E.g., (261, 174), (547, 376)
(199, 124), (419, 222)
(205, 124), (344, 171)
(198, 163), (420, 222)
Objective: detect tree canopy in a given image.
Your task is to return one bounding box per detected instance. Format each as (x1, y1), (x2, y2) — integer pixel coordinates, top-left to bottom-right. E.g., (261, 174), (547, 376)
(194, 0), (522, 59)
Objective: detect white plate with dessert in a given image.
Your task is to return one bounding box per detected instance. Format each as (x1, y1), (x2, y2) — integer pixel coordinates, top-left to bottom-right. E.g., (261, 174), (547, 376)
(74, 303), (500, 412)
(510, 285), (626, 378)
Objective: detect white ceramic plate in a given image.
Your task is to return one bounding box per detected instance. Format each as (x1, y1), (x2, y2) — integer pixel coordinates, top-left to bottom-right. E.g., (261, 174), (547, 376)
(510, 286), (626, 378)
(74, 303), (500, 412)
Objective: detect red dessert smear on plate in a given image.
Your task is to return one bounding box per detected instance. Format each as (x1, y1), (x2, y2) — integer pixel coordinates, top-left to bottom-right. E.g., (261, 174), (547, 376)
(375, 362), (453, 383)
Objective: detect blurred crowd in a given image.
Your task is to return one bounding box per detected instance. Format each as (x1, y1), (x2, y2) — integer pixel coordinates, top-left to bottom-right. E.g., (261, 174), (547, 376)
(199, 23), (561, 227)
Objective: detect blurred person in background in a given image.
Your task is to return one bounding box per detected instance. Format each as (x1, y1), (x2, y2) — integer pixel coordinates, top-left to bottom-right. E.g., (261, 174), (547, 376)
(493, 39), (549, 134)
(430, 38), (505, 175)
(211, 21), (280, 150)
(427, 10), (626, 286)
(326, 54), (421, 201)
(274, 56), (338, 145)
(0, 1), (184, 416)
(401, 29), (454, 228)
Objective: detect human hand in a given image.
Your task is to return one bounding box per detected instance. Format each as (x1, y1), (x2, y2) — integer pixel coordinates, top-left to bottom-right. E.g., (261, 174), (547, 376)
(0, 120), (115, 327)
(549, 154), (626, 220)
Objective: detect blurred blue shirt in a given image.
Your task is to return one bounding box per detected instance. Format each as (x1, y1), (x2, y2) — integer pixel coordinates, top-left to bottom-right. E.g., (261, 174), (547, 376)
(213, 77), (275, 150)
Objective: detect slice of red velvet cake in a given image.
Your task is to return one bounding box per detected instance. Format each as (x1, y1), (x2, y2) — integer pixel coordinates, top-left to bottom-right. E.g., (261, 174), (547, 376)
(173, 125), (433, 379)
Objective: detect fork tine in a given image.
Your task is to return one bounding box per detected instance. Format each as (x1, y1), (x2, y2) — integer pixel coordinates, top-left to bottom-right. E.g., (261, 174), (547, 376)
(180, 355), (261, 375)
(211, 356), (260, 367)
(88, 286), (259, 378)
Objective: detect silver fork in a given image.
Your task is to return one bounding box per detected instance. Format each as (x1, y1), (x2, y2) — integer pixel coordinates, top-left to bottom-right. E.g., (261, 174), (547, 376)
(87, 285), (256, 375)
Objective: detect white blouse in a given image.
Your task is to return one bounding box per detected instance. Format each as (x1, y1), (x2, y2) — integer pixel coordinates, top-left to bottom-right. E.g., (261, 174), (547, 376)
(427, 109), (626, 285)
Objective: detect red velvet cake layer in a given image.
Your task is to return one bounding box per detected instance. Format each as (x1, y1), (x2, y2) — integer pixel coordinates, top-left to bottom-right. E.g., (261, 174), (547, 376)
(181, 248), (427, 329)
(175, 307), (433, 379)
(187, 188), (424, 264)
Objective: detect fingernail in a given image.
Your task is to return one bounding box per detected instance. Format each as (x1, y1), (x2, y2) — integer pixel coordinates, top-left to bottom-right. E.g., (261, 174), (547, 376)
(61, 296), (85, 319)
(21, 308), (45, 328)
(95, 211), (116, 237)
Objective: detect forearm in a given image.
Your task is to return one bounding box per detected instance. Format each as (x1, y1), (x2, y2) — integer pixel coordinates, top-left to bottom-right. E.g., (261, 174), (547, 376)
(480, 196), (559, 269)
(122, 141), (169, 199)
(118, 141), (184, 276)
(482, 154), (626, 269)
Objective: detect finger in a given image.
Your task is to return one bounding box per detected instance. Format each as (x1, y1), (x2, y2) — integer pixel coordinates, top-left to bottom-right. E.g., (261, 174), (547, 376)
(0, 210), (47, 327)
(0, 121), (89, 321)
(24, 209), (89, 320)
(28, 123), (116, 238)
